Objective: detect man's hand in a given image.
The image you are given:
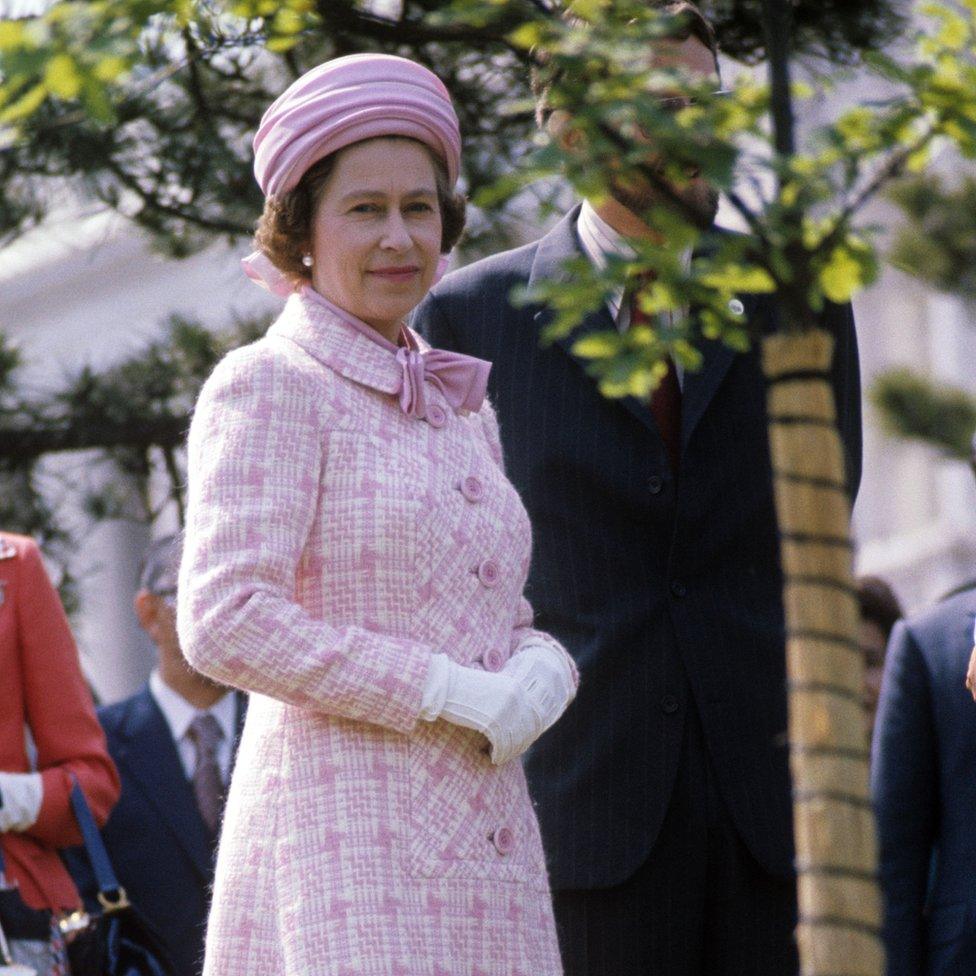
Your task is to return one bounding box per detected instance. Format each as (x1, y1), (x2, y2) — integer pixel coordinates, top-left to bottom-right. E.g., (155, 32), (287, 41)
(966, 645), (976, 701)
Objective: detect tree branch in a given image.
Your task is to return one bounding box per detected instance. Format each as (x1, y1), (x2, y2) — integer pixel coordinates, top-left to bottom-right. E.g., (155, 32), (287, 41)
(0, 416), (187, 459)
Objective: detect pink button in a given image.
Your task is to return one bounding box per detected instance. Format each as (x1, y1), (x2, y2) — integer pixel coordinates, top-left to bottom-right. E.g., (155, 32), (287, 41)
(460, 475), (485, 503)
(491, 826), (514, 856)
(476, 560), (500, 588)
(426, 404), (447, 428)
(483, 648), (506, 672)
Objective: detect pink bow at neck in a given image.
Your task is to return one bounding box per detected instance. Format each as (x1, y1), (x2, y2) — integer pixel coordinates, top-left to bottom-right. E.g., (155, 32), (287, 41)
(395, 346), (490, 420)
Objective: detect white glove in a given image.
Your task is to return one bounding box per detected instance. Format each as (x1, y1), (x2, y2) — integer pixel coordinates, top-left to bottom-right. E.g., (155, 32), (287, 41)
(501, 642), (577, 738)
(0, 771), (43, 833)
(420, 647), (575, 765)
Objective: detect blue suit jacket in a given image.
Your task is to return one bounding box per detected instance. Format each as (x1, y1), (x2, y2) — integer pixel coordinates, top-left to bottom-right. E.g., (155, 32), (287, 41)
(413, 208), (862, 888)
(64, 687), (244, 976)
(871, 587), (976, 976)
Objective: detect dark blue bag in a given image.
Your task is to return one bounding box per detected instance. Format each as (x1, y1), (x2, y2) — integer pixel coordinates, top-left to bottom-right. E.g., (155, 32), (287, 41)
(62, 779), (173, 976)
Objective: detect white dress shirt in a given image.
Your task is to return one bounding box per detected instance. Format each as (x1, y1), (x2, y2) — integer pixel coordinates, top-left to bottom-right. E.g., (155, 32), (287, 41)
(576, 199), (690, 387)
(149, 670), (237, 782)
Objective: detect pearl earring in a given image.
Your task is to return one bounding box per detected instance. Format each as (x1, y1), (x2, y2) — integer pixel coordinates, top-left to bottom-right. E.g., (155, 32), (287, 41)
(301, 254), (313, 268)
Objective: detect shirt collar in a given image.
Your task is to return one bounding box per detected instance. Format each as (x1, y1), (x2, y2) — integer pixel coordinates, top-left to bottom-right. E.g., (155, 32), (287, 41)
(577, 199), (638, 272)
(576, 200), (694, 327)
(149, 670), (236, 747)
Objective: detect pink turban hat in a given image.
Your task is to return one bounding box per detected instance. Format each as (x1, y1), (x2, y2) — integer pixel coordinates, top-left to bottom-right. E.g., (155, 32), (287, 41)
(252, 52), (462, 199)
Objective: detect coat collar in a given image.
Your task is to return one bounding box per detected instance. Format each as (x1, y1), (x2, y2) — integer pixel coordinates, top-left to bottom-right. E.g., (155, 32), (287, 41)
(268, 288), (427, 397)
(527, 204), (750, 455)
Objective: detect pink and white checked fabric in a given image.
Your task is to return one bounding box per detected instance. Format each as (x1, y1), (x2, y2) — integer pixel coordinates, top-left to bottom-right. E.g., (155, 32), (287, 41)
(178, 291), (576, 975)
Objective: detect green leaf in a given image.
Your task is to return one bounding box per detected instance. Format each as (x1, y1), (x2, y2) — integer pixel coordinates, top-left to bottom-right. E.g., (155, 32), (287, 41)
(572, 331), (623, 359)
(43, 54), (82, 100)
(0, 83), (46, 125)
(818, 246), (865, 303)
(937, 11), (971, 50)
(507, 22), (546, 50)
(702, 265), (776, 293)
(0, 21), (26, 50)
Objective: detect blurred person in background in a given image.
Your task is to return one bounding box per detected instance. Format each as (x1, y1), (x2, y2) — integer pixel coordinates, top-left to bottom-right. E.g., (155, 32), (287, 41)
(874, 433), (976, 976)
(855, 575), (903, 739)
(64, 535), (244, 976)
(0, 531), (119, 975)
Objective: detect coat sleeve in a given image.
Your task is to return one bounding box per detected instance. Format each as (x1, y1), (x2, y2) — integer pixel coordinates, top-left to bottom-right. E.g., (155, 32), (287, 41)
(870, 619), (937, 976)
(476, 398), (579, 689)
(177, 343), (432, 735)
(15, 540), (120, 846)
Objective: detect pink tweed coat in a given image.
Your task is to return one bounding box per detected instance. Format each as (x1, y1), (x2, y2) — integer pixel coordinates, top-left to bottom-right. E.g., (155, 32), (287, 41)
(177, 290), (576, 976)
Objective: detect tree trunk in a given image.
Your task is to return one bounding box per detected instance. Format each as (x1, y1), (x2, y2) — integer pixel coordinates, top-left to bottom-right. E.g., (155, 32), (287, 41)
(762, 329), (884, 975)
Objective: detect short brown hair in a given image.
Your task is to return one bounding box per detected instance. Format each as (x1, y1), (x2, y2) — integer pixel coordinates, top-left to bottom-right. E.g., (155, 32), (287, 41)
(254, 137), (467, 288)
(856, 575), (903, 642)
(533, 0), (720, 126)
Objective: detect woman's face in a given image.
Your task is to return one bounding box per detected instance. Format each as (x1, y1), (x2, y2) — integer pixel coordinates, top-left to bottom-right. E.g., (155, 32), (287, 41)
(309, 137), (443, 342)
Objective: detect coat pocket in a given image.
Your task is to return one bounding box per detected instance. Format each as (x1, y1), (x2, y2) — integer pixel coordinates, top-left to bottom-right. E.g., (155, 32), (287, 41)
(407, 720), (549, 888)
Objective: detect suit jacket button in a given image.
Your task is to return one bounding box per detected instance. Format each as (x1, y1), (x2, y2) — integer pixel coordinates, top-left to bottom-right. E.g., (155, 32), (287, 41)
(670, 580), (687, 598)
(662, 695), (679, 714)
(648, 475), (665, 495)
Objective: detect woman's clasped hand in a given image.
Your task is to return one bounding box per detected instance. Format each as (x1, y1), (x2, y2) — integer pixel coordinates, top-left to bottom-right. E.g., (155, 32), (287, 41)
(421, 644), (577, 765)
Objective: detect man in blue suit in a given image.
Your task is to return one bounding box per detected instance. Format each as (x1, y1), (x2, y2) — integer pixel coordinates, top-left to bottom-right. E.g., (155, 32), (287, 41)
(413, 3), (861, 973)
(872, 443), (976, 976)
(65, 536), (244, 976)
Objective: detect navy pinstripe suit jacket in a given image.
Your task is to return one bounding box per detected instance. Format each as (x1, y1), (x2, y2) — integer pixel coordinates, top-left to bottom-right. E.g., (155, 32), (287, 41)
(413, 207), (862, 889)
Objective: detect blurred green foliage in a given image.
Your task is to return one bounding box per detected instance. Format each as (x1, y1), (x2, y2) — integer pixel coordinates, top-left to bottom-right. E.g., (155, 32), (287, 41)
(871, 368), (976, 461)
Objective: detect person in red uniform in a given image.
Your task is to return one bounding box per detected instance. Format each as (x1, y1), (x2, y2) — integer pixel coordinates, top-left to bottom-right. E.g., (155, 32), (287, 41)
(0, 531), (120, 973)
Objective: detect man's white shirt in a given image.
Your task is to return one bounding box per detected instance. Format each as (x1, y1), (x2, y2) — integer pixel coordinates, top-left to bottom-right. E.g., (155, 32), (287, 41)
(149, 670), (237, 782)
(576, 199), (690, 388)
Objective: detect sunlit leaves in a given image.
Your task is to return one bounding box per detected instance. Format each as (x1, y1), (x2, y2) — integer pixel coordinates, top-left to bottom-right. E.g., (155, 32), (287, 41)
(816, 238), (878, 304)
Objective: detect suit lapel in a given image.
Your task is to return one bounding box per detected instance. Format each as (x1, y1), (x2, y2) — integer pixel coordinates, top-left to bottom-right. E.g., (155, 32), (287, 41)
(528, 208), (663, 439)
(115, 689), (214, 881)
(527, 207), (749, 454)
(679, 315), (745, 452)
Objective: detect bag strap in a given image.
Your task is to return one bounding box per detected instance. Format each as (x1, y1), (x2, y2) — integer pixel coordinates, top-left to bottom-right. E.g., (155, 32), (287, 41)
(68, 777), (129, 914)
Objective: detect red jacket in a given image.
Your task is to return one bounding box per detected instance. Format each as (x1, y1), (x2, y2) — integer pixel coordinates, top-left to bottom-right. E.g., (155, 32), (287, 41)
(0, 532), (120, 911)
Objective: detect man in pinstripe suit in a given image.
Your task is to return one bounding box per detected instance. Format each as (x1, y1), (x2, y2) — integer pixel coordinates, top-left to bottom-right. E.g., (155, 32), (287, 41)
(414, 3), (861, 973)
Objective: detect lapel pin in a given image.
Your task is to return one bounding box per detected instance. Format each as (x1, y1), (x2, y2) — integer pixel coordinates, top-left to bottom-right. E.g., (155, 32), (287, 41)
(728, 299), (745, 316)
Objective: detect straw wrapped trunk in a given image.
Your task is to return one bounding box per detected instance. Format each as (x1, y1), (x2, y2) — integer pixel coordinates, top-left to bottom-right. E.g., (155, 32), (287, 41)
(762, 329), (884, 976)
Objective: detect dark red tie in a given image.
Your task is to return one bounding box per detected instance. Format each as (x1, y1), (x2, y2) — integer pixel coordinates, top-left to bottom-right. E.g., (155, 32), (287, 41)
(630, 291), (682, 472)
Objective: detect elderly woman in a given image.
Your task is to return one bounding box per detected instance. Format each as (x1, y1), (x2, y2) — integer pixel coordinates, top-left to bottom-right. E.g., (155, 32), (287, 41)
(1, 532), (120, 975)
(177, 54), (577, 975)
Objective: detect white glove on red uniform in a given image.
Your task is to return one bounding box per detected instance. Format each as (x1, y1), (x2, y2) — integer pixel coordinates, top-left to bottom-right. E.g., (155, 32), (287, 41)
(0, 771), (43, 833)
(421, 644), (577, 765)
